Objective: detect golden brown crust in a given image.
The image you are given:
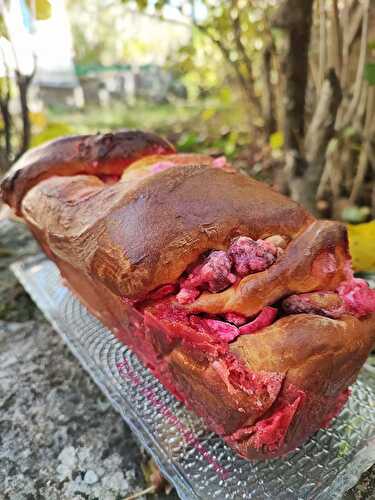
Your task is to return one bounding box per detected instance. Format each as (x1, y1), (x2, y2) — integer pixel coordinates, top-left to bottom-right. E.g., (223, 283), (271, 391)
(230, 313), (375, 394)
(1, 130), (175, 214)
(2, 131), (375, 460)
(20, 162), (314, 299)
(228, 313), (375, 458)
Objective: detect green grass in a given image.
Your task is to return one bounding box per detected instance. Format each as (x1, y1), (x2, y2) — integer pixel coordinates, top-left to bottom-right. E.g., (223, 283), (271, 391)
(32, 98), (251, 160)
(47, 100), (202, 135)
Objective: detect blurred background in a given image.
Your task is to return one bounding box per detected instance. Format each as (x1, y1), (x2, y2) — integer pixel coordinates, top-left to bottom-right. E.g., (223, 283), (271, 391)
(0, 0), (375, 269)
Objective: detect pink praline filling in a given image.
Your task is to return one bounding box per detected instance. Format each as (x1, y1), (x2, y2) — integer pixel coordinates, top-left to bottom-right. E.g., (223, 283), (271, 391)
(176, 237), (278, 305)
(337, 277), (375, 317)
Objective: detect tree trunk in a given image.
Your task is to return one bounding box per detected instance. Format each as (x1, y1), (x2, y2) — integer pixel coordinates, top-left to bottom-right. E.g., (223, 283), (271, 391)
(273, 0), (314, 152)
(273, 0), (314, 200)
(0, 43), (12, 171)
(261, 44), (277, 139)
(15, 72), (33, 160)
(0, 100), (12, 164)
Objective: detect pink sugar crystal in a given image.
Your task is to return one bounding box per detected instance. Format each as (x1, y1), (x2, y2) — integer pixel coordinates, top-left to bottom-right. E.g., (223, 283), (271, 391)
(212, 156), (227, 168)
(177, 251), (236, 304)
(150, 161), (175, 173)
(228, 237), (277, 276)
(337, 277), (375, 317)
(282, 291), (346, 319)
(176, 287), (200, 305)
(239, 306), (278, 335)
(190, 316), (239, 342)
(224, 312), (247, 326)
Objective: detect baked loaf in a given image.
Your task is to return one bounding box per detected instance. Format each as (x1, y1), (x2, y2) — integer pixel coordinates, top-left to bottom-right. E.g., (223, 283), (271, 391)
(2, 130), (374, 460)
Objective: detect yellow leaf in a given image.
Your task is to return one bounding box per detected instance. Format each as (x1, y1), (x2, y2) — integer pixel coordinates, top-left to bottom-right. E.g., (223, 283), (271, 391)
(31, 122), (73, 147)
(347, 220), (375, 272)
(202, 108), (215, 121)
(270, 131), (284, 150)
(29, 111), (47, 129)
(26, 0), (52, 20)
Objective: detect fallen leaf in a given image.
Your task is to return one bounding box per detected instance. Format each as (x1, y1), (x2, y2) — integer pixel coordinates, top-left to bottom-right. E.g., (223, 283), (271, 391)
(347, 220), (375, 272)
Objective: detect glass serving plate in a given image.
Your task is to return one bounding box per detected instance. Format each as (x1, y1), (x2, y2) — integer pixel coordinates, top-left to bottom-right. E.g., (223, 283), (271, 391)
(11, 254), (375, 500)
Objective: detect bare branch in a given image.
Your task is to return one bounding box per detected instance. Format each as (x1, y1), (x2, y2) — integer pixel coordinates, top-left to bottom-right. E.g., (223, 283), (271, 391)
(353, 80), (368, 131)
(316, 138), (338, 199)
(230, 0), (262, 115)
(331, 0), (342, 78)
(349, 85), (375, 203)
(302, 69), (342, 212)
(340, 0), (351, 88)
(194, 22), (261, 122)
(14, 65), (36, 160)
(305, 69), (342, 163)
(347, 2), (364, 55)
(318, 0), (327, 90)
(260, 42), (277, 138)
(0, 41), (12, 163)
(341, 0), (369, 127)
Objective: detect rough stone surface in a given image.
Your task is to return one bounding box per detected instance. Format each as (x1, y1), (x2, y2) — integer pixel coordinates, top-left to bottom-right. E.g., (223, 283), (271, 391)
(0, 219), (178, 500)
(0, 218), (374, 499)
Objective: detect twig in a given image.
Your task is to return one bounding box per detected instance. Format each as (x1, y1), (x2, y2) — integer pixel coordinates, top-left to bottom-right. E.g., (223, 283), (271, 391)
(341, 0), (352, 88)
(349, 85), (375, 203)
(302, 69), (342, 212)
(264, 12), (284, 129)
(123, 485), (155, 500)
(318, 0), (327, 91)
(260, 42), (277, 138)
(331, 0), (342, 78)
(0, 0), (37, 162)
(309, 57), (319, 92)
(305, 69), (342, 164)
(347, 2), (364, 55)
(349, 141), (370, 205)
(316, 138), (338, 199)
(229, 0), (262, 115)
(193, 22), (260, 123)
(353, 80), (368, 131)
(329, 149), (341, 203)
(341, 0), (369, 127)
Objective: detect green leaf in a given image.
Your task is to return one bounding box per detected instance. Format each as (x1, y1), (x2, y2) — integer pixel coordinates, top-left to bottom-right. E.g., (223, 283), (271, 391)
(155, 0), (166, 10)
(342, 206), (370, 224)
(31, 121), (73, 147)
(0, 15), (7, 38)
(177, 131), (200, 151)
(342, 126), (356, 139)
(135, 0), (148, 9)
(364, 63), (375, 85)
(270, 131), (284, 150)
